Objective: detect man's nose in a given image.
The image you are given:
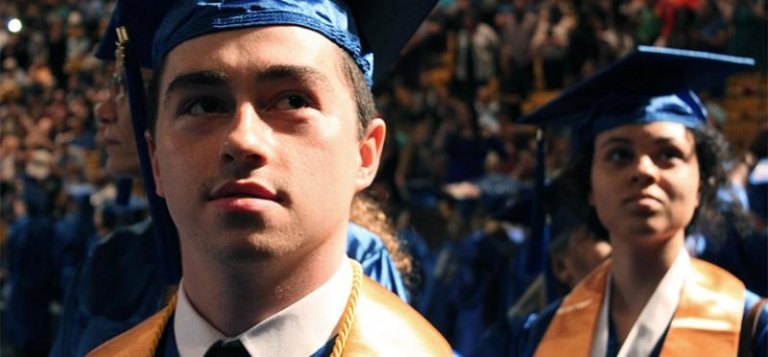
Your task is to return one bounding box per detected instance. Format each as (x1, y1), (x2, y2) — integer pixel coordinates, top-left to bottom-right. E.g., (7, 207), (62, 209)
(220, 103), (270, 168)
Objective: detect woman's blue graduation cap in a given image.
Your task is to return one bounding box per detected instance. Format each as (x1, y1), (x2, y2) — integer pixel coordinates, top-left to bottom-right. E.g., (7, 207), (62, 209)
(519, 46), (755, 141)
(516, 46), (754, 276)
(151, 0), (438, 86)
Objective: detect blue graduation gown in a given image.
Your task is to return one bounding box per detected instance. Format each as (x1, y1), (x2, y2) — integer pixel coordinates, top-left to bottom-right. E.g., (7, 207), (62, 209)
(515, 290), (768, 357)
(4, 214), (56, 352)
(51, 218), (164, 357)
(88, 270), (452, 357)
(52, 221), (409, 356)
(702, 229), (768, 297)
(346, 222), (409, 302)
(422, 228), (525, 356)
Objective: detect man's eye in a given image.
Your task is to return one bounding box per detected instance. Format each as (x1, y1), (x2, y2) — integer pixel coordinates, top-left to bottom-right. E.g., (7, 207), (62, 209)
(274, 94), (311, 111)
(184, 98), (228, 115)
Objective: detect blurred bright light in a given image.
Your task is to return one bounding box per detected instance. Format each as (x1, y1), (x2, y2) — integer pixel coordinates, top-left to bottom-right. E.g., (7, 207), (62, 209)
(8, 18), (22, 33)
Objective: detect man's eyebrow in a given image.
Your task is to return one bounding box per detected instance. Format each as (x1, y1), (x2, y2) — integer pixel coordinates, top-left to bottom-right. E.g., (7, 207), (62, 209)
(163, 70), (229, 104)
(255, 64), (332, 90)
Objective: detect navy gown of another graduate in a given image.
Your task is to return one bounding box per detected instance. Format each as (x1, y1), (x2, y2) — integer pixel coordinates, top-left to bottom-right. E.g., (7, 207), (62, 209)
(5, 180), (57, 355)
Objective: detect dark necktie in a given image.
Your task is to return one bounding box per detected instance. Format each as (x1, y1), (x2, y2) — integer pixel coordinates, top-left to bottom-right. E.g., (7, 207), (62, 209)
(203, 339), (251, 357)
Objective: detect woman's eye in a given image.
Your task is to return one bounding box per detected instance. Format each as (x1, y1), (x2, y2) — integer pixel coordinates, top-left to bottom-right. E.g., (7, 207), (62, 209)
(660, 149), (684, 161)
(184, 97), (228, 115)
(607, 148), (633, 163)
(274, 94), (311, 111)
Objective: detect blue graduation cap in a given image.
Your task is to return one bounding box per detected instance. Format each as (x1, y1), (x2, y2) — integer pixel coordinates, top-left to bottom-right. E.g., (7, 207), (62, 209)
(152, 0), (438, 86)
(516, 46), (754, 276)
(520, 46), (754, 143)
(95, 0), (173, 68)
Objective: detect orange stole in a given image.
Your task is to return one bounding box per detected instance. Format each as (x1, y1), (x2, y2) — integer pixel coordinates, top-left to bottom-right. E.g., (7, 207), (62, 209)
(87, 292), (176, 357)
(534, 258), (745, 357)
(88, 276), (452, 356)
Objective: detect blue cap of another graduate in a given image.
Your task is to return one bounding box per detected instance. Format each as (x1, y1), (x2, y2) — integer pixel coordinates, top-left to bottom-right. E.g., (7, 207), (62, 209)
(95, 0), (174, 68)
(151, 0), (438, 85)
(519, 46), (754, 146)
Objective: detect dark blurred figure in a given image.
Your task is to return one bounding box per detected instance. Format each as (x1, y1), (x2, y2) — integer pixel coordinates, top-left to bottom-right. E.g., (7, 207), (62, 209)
(531, 2), (575, 90)
(496, 0), (537, 106)
(4, 176), (57, 357)
(450, 9), (500, 107)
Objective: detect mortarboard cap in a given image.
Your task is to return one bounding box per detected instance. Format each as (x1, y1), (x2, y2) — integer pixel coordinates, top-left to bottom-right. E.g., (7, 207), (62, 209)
(152, 0), (438, 85)
(94, 10), (118, 62)
(519, 46), (754, 146)
(95, 0), (173, 68)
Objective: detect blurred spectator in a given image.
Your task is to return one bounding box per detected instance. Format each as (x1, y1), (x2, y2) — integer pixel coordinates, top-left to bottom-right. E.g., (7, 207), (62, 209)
(621, 0), (661, 45)
(450, 8), (500, 106)
(496, 0), (537, 103)
(46, 15), (67, 89)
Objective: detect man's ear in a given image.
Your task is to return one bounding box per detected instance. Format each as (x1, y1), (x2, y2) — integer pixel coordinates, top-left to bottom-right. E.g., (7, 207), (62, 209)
(355, 118), (386, 192)
(145, 130), (165, 197)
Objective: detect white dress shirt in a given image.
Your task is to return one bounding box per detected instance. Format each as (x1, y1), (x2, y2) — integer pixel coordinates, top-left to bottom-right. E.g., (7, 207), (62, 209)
(174, 257), (352, 357)
(592, 249), (690, 357)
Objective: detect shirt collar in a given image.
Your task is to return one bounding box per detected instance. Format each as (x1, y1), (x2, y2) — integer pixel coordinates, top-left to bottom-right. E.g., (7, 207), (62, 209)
(592, 249), (690, 357)
(174, 257), (352, 357)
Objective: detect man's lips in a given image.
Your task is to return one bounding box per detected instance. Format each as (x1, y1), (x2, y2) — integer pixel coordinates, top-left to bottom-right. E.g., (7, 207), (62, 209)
(209, 181), (279, 202)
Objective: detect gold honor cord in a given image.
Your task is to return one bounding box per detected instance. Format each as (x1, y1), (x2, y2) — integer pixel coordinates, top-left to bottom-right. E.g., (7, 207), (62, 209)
(330, 259), (363, 357)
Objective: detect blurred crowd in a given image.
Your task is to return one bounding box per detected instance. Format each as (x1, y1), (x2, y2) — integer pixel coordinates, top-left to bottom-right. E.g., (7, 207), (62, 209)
(0, 0), (766, 355)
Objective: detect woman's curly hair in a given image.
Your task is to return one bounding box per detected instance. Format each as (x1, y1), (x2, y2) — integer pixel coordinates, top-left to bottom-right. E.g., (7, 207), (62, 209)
(349, 192), (413, 283)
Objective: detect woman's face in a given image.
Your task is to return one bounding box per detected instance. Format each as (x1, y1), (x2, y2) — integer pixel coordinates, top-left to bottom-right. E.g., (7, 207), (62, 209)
(589, 122), (700, 246)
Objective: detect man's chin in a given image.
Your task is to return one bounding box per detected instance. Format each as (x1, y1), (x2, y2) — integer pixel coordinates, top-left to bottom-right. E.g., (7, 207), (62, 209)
(214, 231), (299, 265)
(218, 246), (307, 270)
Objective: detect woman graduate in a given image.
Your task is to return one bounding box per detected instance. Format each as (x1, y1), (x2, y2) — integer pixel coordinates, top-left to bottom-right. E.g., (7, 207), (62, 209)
(518, 46), (767, 356)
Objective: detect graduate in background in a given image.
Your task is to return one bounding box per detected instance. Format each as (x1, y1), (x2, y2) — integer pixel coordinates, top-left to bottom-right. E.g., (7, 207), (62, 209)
(470, 174), (613, 357)
(517, 47), (767, 356)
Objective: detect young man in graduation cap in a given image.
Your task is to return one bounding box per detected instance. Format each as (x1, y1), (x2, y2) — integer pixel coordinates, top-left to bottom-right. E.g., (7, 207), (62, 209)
(53, 1), (420, 356)
(88, 0), (453, 356)
(513, 47), (767, 356)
